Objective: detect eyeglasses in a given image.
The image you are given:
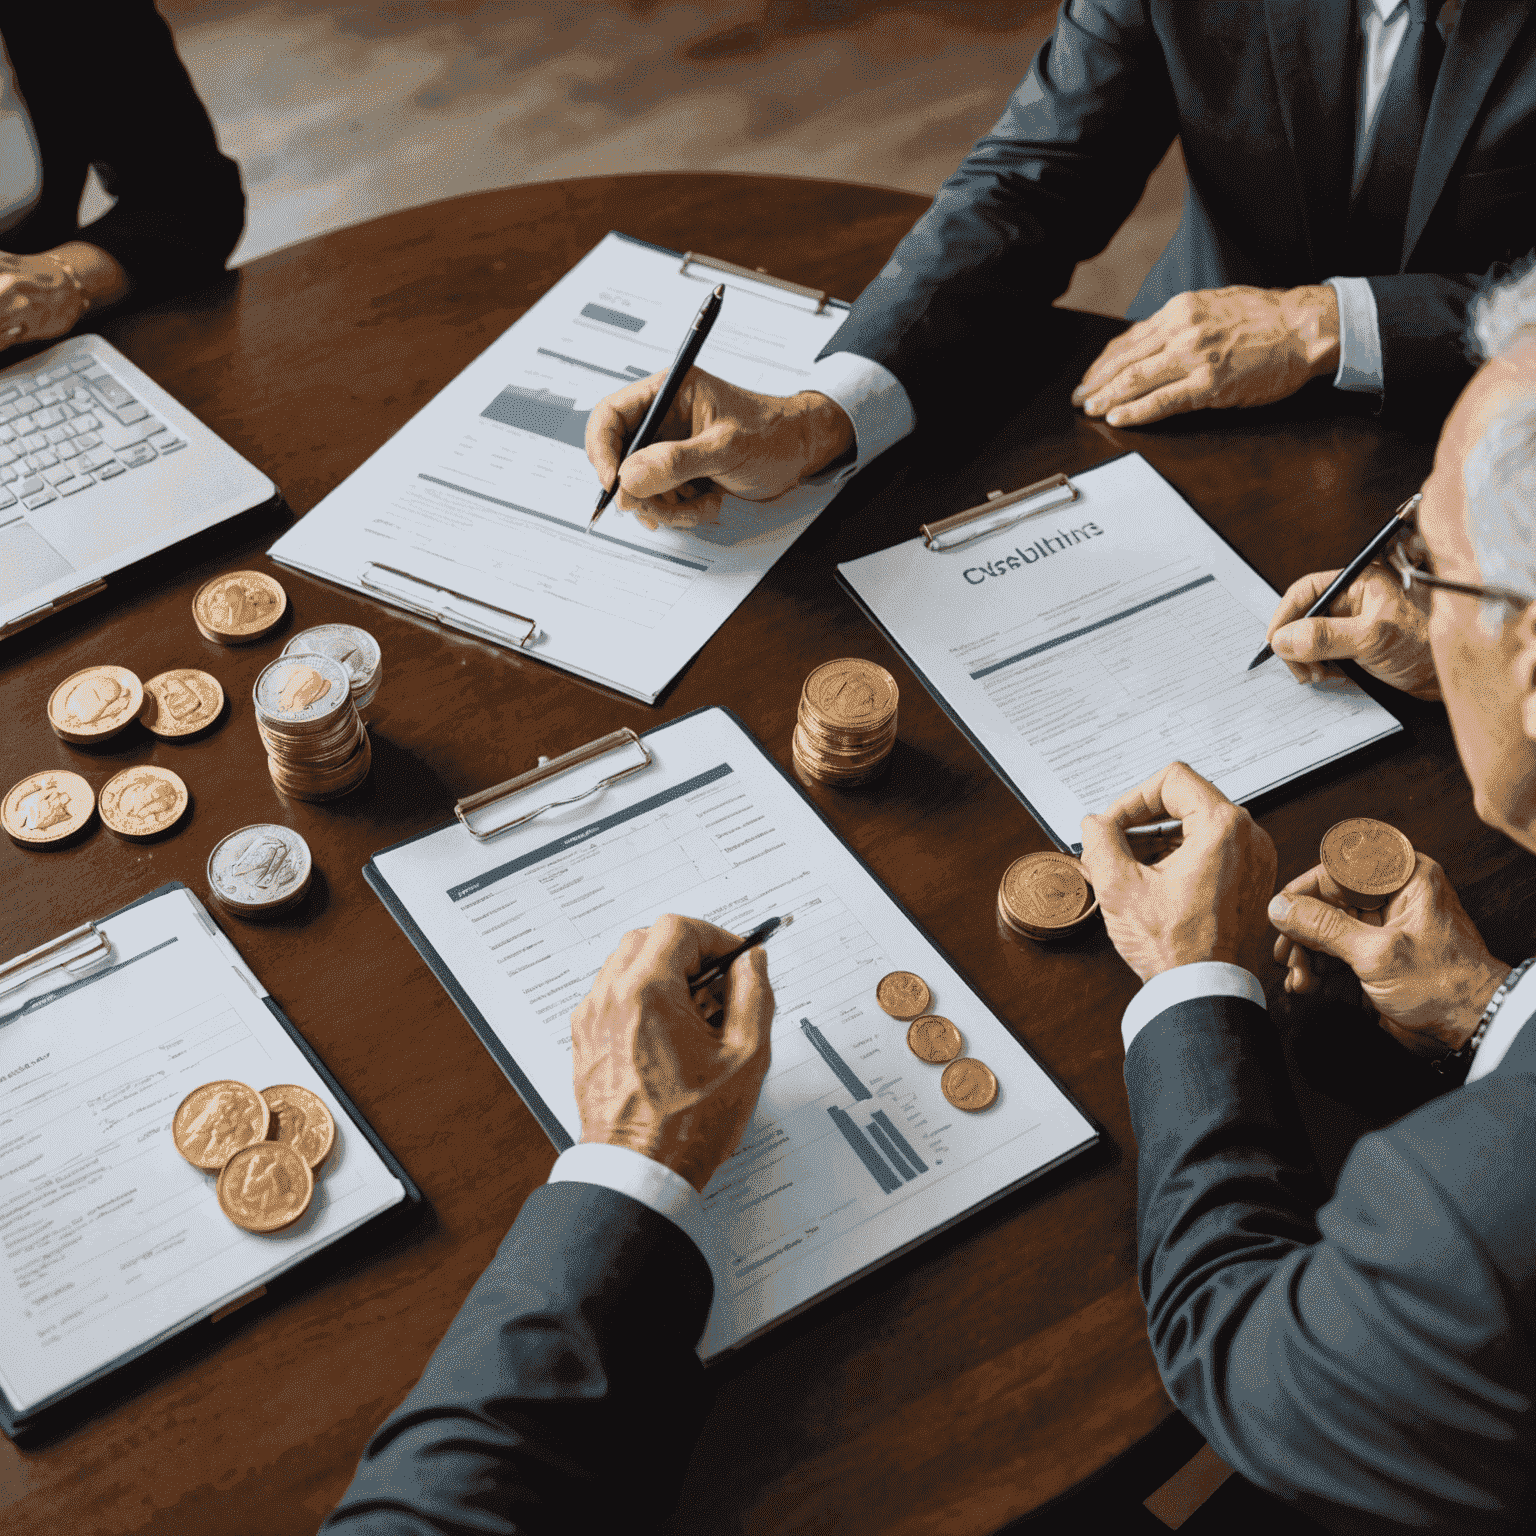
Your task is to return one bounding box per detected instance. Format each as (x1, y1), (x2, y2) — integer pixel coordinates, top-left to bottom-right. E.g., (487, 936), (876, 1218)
(1386, 492), (1536, 611)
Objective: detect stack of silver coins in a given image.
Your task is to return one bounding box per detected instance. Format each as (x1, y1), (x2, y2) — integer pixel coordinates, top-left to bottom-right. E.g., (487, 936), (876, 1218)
(281, 623), (382, 713)
(207, 823), (314, 918)
(253, 652), (371, 801)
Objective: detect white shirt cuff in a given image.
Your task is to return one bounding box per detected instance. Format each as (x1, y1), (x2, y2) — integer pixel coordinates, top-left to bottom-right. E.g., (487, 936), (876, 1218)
(1466, 962), (1536, 1082)
(547, 1142), (709, 1257)
(1121, 962), (1266, 1054)
(1325, 276), (1384, 394)
(801, 350), (916, 485)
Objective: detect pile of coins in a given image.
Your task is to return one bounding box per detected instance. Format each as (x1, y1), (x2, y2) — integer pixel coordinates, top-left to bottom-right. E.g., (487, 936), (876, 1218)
(99, 765), (189, 839)
(47, 664), (143, 745)
(876, 968), (999, 1111)
(208, 824), (314, 918)
(1319, 817), (1415, 910)
(283, 624), (382, 712)
(793, 659), (898, 787)
(172, 1079), (337, 1233)
(255, 652), (371, 801)
(997, 851), (1099, 941)
(193, 569), (288, 645)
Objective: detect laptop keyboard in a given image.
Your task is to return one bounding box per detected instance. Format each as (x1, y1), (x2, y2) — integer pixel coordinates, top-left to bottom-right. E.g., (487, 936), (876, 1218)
(0, 352), (187, 513)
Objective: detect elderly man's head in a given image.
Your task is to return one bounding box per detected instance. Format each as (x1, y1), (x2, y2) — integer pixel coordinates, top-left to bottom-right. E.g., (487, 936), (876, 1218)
(1419, 265), (1536, 844)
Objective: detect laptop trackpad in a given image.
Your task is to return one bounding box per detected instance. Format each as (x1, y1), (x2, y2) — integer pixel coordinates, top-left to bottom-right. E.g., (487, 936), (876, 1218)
(0, 518), (74, 601)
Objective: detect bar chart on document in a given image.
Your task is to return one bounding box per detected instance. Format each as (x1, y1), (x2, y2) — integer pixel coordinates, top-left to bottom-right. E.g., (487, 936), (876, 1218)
(268, 234), (851, 702)
(367, 709), (1096, 1357)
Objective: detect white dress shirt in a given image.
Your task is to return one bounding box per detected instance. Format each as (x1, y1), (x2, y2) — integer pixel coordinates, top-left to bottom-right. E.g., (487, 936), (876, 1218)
(546, 1140), (709, 1253)
(0, 32), (41, 238)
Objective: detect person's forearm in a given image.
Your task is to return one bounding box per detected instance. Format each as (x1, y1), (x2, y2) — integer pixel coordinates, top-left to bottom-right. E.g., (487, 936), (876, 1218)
(47, 242), (131, 310)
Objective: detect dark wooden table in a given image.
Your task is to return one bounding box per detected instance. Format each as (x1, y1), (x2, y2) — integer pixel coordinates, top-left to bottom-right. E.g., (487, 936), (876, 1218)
(1, 173), (1525, 1536)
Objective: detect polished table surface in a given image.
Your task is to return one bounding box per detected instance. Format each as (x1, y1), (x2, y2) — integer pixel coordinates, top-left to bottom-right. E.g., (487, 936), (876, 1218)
(2, 173), (1529, 1536)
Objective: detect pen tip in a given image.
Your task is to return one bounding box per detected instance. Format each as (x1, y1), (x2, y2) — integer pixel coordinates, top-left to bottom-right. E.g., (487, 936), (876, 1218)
(779, 913), (794, 928)
(1247, 648), (1271, 671)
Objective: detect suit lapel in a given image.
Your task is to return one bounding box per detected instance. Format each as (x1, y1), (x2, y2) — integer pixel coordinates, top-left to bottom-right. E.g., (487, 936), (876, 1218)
(1404, 2), (1536, 264)
(1263, 0), (1360, 273)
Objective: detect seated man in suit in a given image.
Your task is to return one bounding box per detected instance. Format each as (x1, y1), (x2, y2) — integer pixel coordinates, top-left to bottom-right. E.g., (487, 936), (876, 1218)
(585, 1), (1536, 530)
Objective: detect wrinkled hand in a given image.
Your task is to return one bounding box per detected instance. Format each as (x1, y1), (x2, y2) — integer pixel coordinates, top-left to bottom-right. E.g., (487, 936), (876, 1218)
(1269, 856), (1508, 1055)
(570, 913), (774, 1191)
(1070, 284), (1340, 428)
(1080, 761), (1278, 984)
(1266, 561), (1439, 699)
(0, 252), (90, 352)
(585, 367), (854, 530)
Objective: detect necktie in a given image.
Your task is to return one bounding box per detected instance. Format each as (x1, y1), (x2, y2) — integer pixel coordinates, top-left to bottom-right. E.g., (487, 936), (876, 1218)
(1348, 0), (1446, 273)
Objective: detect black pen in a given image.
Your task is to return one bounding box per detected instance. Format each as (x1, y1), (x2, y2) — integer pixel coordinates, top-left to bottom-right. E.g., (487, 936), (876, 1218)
(687, 913), (792, 995)
(1247, 492), (1421, 670)
(590, 283), (725, 530)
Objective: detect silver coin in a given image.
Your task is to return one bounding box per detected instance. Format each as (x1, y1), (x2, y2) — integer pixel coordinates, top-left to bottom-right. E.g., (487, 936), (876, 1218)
(207, 823), (313, 910)
(253, 652), (352, 727)
(283, 625), (381, 691)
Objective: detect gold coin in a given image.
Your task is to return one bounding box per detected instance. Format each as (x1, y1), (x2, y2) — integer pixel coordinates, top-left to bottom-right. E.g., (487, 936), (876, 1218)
(2, 770), (95, 844)
(192, 569), (287, 644)
(1319, 818), (1416, 910)
(1000, 852), (1091, 930)
(47, 664), (143, 743)
(172, 1080), (270, 1171)
(261, 1084), (336, 1169)
(140, 669), (225, 737)
(907, 1015), (963, 1064)
(99, 765), (189, 838)
(217, 1141), (314, 1233)
(941, 1057), (998, 1112)
(803, 659), (898, 729)
(876, 970), (932, 1019)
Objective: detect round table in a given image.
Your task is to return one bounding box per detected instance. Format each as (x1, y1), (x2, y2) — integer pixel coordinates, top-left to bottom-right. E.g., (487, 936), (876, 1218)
(0, 174), (1503, 1535)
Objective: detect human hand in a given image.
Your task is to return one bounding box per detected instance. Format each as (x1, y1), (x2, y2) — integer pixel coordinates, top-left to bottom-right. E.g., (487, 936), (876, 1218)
(1265, 561), (1439, 700)
(1079, 761), (1278, 984)
(584, 367), (854, 530)
(570, 913), (774, 1191)
(1070, 284), (1340, 427)
(1269, 856), (1508, 1055)
(0, 251), (89, 352)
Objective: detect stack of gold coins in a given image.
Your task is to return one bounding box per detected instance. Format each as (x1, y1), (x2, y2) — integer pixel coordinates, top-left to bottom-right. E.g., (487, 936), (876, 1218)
(207, 823), (313, 918)
(47, 664), (143, 744)
(997, 851), (1099, 941)
(282, 624), (382, 712)
(1320, 818), (1415, 910)
(192, 570), (288, 645)
(792, 659), (899, 786)
(253, 652), (370, 801)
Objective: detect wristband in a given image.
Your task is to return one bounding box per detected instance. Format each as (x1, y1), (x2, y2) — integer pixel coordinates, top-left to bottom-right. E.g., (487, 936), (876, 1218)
(41, 253), (89, 312)
(1433, 956), (1536, 1077)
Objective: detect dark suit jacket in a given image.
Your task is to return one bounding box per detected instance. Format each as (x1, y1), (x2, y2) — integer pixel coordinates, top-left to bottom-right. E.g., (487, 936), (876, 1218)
(1127, 992), (1536, 1533)
(1, 5), (244, 300)
(822, 0), (1536, 422)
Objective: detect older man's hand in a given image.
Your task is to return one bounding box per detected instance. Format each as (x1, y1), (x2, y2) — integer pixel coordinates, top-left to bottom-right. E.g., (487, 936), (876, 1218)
(1070, 284), (1341, 428)
(1265, 561), (1440, 699)
(584, 368), (854, 531)
(570, 913), (774, 1192)
(1269, 856), (1509, 1056)
(1079, 762), (1278, 984)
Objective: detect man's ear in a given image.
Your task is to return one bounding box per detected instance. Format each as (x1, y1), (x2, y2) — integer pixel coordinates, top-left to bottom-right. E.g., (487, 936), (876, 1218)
(1517, 602), (1536, 741)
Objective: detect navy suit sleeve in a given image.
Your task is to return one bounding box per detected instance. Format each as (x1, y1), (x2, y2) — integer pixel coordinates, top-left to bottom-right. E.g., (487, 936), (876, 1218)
(817, 0), (1174, 424)
(1128, 997), (1536, 1533)
(320, 1181), (714, 1535)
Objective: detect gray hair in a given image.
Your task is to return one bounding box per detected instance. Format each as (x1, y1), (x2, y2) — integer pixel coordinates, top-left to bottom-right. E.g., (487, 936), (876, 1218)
(1463, 265), (1536, 629)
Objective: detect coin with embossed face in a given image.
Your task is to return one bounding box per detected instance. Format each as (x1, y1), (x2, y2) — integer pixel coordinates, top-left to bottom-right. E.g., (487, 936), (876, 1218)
(99, 765), (188, 838)
(803, 659), (898, 729)
(283, 625), (380, 698)
(47, 664), (143, 743)
(253, 652), (350, 728)
(140, 669), (225, 737)
(173, 1080), (270, 1171)
(876, 970), (932, 1020)
(3, 770), (95, 844)
(217, 1141), (314, 1232)
(999, 852), (1094, 938)
(907, 1015), (963, 1064)
(941, 1057), (998, 1112)
(207, 823), (312, 916)
(1320, 818), (1416, 911)
(261, 1084), (336, 1169)
(193, 570), (287, 644)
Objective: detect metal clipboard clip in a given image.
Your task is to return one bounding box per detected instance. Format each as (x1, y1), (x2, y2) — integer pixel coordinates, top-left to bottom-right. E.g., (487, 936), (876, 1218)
(454, 728), (654, 841)
(920, 472), (1081, 552)
(361, 563), (539, 649)
(1, 922), (112, 1018)
(678, 252), (829, 314)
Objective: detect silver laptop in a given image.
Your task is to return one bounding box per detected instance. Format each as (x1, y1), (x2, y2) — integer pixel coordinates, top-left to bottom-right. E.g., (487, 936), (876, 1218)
(0, 333), (276, 637)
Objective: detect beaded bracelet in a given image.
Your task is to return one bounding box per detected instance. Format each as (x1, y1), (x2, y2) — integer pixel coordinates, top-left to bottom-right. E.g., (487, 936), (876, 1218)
(1434, 956), (1536, 1077)
(41, 253), (89, 312)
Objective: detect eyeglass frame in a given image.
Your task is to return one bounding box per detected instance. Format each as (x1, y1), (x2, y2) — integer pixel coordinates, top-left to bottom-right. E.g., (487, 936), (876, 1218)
(1385, 491), (1536, 612)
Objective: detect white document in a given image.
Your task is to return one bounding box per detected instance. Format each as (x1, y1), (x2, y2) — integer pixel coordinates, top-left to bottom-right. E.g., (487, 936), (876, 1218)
(838, 453), (1403, 849)
(268, 234), (852, 703)
(0, 888), (405, 1416)
(367, 707), (1096, 1360)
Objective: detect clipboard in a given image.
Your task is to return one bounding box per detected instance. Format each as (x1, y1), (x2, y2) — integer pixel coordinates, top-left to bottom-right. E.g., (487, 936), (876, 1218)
(0, 881), (424, 1444)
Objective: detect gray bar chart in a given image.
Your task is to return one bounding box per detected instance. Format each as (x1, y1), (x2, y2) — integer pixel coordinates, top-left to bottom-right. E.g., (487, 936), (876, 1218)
(801, 1018), (872, 1102)
(866, 1118), (919, 1181)
(871, 1110), (928, 1174)
(827, 1106), (901, 1195)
